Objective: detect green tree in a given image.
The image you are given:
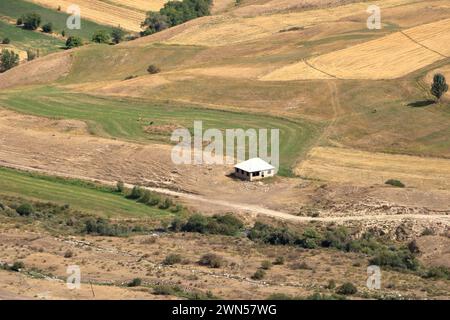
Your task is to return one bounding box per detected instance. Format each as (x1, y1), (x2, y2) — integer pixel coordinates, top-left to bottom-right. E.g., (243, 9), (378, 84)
(22, 13), (42, 30)
(141, 12), (169, 35)
(91, 30), (111, 44)
(65, 36), (83, 49)
(431, 73), (448, 102)
(16, 203), (34, 216)
(111, 28), (126, 44)
(42, 22), (53, 33)
(0, 49), (20, 73)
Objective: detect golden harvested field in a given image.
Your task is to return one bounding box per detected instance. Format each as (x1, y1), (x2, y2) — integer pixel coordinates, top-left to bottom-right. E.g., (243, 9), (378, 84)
(295, 147), (450, 190)
(262, 18), (450, 80)
(165, 0), (419, 46)
(107, 0), (167, 12)
(29, 0), (150, 31)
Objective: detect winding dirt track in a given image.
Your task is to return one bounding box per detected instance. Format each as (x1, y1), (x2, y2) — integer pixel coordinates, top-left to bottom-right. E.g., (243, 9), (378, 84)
(1, 161), (448, 224)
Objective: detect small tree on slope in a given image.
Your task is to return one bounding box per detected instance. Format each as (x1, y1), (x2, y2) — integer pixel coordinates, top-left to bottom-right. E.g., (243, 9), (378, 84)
(431, 73), (448, 102)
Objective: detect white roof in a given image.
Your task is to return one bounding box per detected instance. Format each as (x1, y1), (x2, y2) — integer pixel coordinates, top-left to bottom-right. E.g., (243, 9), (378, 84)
(234, 158), (275, 172)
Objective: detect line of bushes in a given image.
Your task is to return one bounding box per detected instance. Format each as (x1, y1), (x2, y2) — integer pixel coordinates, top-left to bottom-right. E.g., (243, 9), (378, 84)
(248, 222), (421, 272)
(169, 213), (244, 236)
(120, 184), (184, 214)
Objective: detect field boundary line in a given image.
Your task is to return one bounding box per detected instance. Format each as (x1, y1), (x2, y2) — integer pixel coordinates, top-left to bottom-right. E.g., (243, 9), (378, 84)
(303, 59), (339, 79)
(400, 31), (449, 59)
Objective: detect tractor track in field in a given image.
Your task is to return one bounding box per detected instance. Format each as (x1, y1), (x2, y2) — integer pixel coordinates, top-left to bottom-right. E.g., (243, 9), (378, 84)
(0, 161), (448, 225)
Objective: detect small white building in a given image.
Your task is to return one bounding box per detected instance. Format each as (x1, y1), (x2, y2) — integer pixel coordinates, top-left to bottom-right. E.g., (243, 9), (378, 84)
(234, 158), (275, 181)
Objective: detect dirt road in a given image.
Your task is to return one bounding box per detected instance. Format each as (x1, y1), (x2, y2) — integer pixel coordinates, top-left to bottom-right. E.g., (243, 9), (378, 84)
(1, 161), (448, 224)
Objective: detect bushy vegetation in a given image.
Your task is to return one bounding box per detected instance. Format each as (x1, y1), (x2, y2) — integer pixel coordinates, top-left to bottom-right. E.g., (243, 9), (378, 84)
(21, 13), (41, 30)
(0, 195), (154, 237)
(0, 49), (19, 73)
(42, 22), (53, 33)
(127, 278), (142, 287)
(336, 282), (358, 295)
(248, 223), (421, 272)
(1, 37), (10, 44)
(369, 249), (419, 271)
(198, 253), (225, 268)
(153, 284), (218, 299)
(122, 186), (181, 214)
(422, 266), (450, 280)
(1, 261), (25, 272)
(26, 49), (39, 61)
(65, 36), (83, 49)
(170, 213), (244, 236)
(163, 253), (182, 265)
(147, 64), (161, 74)
(251, 269), (266, 280)
(111, 28), (125, 44)
(91, 30), (111, 44)
(141, 0), (212, 35)
(385, 179), (405, 188)
(16, 203), (34, 216)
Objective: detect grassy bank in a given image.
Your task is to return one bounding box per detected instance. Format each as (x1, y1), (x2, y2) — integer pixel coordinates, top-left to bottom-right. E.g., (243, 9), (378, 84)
(0, 167), (173, 218)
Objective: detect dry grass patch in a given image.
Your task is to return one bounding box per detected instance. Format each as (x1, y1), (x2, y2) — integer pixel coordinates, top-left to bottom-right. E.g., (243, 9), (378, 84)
(295, 147), (450, 190)
(165, 0), (419, 46)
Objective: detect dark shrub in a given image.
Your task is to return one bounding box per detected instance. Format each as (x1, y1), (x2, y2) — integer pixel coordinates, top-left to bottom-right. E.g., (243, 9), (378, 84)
(423, 266), (450, 280)
(147, 64), (160, 74)
(326, 279), (336, 289)
(111, 28), (126, 44)
(261, 260), (272, 270)
(10, 261), (25, 272)
(91, 30), (111, 44)
(127, 278), (142, 287)
(182, 214), (208, 233)
(65, 36), (83, 49)
(206, 214), (244, 236)
(248, 222), (299, 245)
(385, 179), (405, 188)
(42, 22), (53, 33)
(369, 249), (419, 271)
(163, 254), (182, 265)
(251, 269), (265, 280)
(64, 250), (74, 258)
(336, 282), (357, 295)
(158, 198), (173, 210)
(2, 38), (10, 44)
(16, 203), (34, 216)
(116, 181), (125, 193)
(0, 49), (20, 73)
(407, 240), (420, 254)
(198, 253), (224, 268)
(127, 186), (143, 200)
(22, 13), (41, 30)
(273, 256), (285, 265)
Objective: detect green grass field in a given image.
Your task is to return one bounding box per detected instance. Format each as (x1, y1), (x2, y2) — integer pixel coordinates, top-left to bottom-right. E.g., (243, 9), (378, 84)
(0, 86), (321, 175)
(0, 167), (173, 218)
(0, 20), (64, 54)
(0, 0), (114, 40)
